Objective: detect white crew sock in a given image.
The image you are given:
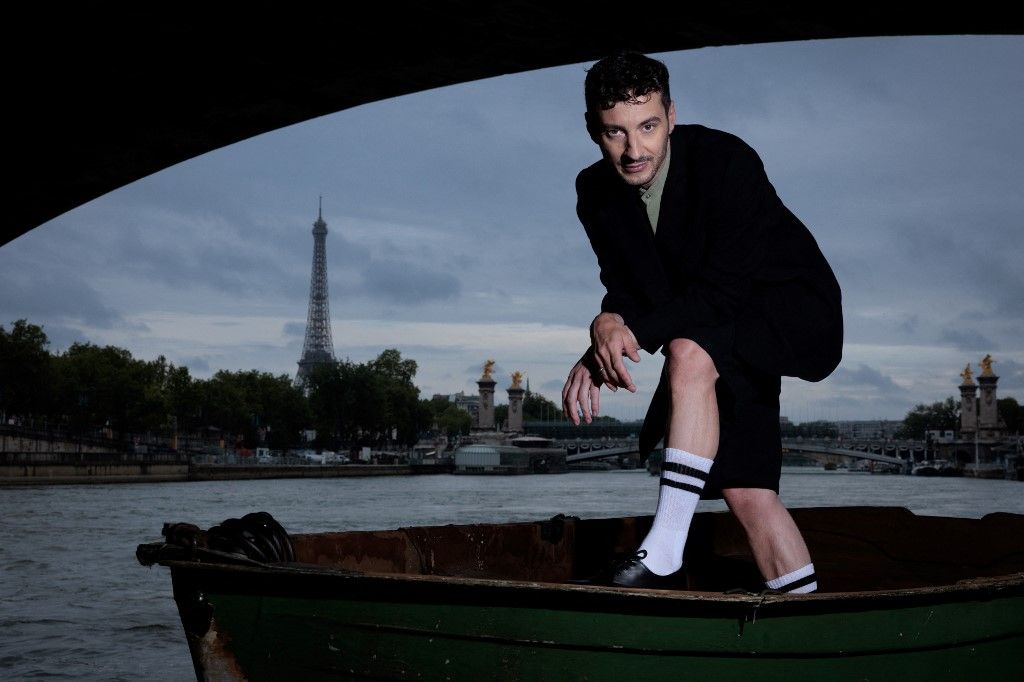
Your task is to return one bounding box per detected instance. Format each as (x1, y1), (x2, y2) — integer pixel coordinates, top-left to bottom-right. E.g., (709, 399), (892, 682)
(637, 447), (713, 576)
(766, 562), (818, 593)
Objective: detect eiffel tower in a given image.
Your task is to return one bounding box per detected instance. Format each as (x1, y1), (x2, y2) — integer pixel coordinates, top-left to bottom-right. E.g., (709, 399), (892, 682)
(295, 198), (335, 386)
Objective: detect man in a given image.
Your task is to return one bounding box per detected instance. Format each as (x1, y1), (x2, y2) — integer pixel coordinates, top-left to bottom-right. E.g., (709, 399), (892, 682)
(562, 51), (842, 592)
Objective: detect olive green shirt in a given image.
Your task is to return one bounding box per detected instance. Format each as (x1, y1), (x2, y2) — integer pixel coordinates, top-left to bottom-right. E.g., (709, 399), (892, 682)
(638, 145), (671, 233)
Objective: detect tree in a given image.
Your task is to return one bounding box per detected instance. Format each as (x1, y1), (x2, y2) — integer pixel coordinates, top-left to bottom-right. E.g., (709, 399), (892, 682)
(523, 392), (564, 421)
(259, 373), (309, 449)
(306, 349), (422, 450)
(780, 420), (838, 439)
(134, 355), (174, 432)
(426, 395), (453, 415)
(0, 319), (53, 421)
(896, 397), (959, 439)
(192, 369), (309, 448)
(165, 364), (199, 432)
(54, 342), (151, 434)
(368, 348), (417, 386)
(195, 370), (251, 438)
(998, 397), (1023, 435)
(437, 405), (472, 436)
(367, 349), (421, 446)
(419, 397), (472, 438)
(0, 319), (454, 452)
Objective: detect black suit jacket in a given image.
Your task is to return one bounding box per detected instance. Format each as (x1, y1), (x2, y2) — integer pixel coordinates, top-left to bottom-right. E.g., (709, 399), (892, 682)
(576, 125), (843, 448)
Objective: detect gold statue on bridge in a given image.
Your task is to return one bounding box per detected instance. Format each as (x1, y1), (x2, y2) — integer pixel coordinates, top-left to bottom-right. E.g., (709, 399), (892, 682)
(481, 359), (495, 380)
(960, 363), (974, 385)
(510, 371), (523, 389)
(979, 354), (995, 377)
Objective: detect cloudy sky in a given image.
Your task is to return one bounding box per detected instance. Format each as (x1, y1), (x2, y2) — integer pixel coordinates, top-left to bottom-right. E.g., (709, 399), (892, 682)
(1, 36), (1021, 423)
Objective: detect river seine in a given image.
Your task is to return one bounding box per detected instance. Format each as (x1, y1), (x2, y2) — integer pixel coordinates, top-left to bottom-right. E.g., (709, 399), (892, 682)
(2, 469), (1022, 680)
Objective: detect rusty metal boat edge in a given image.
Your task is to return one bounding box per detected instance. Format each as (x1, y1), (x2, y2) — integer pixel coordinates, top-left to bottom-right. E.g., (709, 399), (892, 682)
(138, 506), (1024, 681)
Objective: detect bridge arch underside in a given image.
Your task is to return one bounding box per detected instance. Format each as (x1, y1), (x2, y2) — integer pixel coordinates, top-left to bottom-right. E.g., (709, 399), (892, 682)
(7, 4), (1021, 246)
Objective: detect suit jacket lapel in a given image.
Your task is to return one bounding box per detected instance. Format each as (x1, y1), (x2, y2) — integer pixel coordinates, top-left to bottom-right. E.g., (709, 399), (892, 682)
(654, 129), (693, 269)
(605, 180), (672, 299)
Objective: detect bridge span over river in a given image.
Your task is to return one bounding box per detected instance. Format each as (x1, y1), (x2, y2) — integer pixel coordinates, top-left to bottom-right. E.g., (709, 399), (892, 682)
(780, 441), (905, 467)
(550, 436), (910, 468)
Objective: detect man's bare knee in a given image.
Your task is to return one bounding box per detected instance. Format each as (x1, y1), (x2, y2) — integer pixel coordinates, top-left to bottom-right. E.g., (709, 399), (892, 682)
(723, 488), (778, 521)
(665, 338), (719, 391)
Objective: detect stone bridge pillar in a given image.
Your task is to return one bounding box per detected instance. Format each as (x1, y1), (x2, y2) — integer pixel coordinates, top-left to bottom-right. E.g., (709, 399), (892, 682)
(959, 370), (977, 435)
(978, 355), (999, 439)
(477, 361), (497, 429)
(507, 383), (525, 433)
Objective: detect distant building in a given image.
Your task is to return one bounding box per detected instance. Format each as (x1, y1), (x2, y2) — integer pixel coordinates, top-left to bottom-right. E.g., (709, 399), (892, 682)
(926, 429), (956, 443)
(432, 391), (481, 422)
(452, 440), (567, 475)
(835, 420), (903, 440)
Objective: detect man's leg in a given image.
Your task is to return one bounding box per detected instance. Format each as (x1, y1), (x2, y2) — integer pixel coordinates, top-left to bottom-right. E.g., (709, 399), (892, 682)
(722, 488), (818, 593)
(636, 338), (719, 576)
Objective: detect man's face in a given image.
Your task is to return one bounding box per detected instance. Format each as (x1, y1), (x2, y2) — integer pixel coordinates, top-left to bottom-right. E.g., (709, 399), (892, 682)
(591, 92), (675, 188)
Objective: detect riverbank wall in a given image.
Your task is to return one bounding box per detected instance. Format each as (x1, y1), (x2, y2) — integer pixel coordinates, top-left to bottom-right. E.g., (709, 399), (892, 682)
(1, 455), (451, 485)
(187, 463), (449, 482)
(1, 461), (189, 485)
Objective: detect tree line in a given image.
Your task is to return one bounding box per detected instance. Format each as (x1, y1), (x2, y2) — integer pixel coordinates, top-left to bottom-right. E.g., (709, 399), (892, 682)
(21, 320), (1011, 450)
(0, 319), (540, 453)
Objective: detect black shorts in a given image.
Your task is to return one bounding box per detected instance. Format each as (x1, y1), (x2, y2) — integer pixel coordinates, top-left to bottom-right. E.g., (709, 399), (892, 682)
(640, 324), (782, 500)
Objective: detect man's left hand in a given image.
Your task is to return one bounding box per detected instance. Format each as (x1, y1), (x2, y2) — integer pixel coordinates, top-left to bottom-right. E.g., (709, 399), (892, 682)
(562, 352), (603, 425)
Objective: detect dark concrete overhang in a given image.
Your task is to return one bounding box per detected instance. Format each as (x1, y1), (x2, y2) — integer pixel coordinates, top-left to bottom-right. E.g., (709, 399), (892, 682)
(6, 2), (1022, 247)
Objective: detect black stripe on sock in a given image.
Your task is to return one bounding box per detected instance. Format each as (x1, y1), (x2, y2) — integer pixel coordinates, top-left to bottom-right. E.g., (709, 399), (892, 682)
(659, 476), (704, 495)
(780, 572), (818, 592)
(661, 461), (710, 481)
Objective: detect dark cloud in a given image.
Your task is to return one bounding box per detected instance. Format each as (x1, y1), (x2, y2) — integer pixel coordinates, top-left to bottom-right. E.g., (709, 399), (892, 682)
(940, 328), (998, 352)
(282, 321), (305, 337)
(359, 260), (460, 304)
(960, 309), (989, 322)
(32, 323), (90, 353)
(542, 378), (567, 392)
(992, 357), (1024, 395)
(180, 356), (211, 373)
(898, 315), (919, 336)
(839, 312), (931, 348)
(111, 218), (299, 299)
(321, 227), (374, 269)
(0, 269), (123, 328)
(831, 364), (906, 392)
(814, 393), (915, 423)
(891, 217), (1024, 321)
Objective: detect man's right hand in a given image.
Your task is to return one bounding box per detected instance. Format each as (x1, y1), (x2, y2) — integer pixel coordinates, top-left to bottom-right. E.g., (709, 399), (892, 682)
(590, 312), (640, 392)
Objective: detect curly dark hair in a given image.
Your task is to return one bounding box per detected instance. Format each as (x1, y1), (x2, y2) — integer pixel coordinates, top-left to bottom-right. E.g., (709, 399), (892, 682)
(584, 51), (671, 114)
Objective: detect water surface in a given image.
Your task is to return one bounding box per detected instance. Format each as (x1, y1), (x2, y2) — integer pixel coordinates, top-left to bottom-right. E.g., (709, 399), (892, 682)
(2, 469), (1021, 680)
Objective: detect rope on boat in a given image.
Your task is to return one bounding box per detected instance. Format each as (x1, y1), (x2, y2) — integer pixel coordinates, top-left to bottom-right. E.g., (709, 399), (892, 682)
(149, 511), (296, 564)
(205, 511), (295, 563)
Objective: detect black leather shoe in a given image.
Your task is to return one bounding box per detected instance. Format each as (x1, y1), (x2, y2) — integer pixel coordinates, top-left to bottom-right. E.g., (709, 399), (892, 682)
(572, 550), (687, 589)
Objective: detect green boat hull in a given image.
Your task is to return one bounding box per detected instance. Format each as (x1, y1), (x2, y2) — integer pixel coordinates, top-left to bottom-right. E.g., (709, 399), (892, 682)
(180, 574), (1023, 680)
(142, 507), (1024, 680)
